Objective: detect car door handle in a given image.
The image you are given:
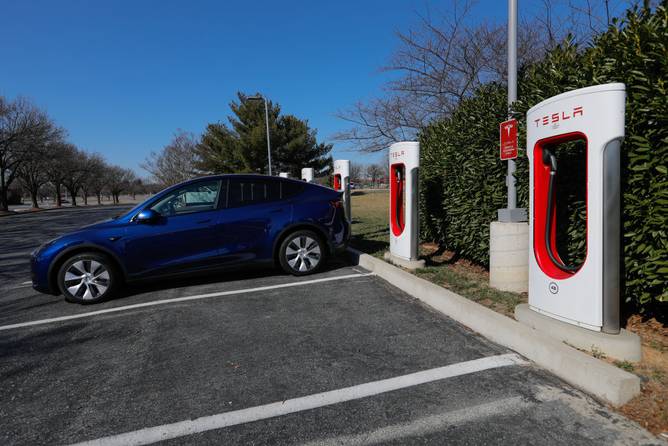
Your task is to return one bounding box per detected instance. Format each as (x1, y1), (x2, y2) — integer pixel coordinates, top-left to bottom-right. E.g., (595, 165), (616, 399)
(197, 218), (212, 224)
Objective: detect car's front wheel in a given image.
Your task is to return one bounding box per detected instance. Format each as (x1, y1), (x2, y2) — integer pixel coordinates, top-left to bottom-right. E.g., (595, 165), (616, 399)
(279, 230), (326, 276)
(57, 253), (119, 304)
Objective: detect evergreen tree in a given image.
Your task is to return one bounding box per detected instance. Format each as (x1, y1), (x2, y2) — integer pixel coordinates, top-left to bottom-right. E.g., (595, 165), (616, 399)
(195, 93), (332, 176)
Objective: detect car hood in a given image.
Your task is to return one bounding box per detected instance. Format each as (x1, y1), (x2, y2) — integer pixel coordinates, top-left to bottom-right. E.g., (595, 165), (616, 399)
(80, 217), (125, 231)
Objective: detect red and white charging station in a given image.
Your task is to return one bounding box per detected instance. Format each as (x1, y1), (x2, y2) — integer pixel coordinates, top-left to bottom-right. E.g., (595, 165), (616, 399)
(279, 172), (289, 178)
(527, 83), (625, 334)
(333, 159), (351, 223)
(301, 168), (314, 182)
(385, 142), (424, 269)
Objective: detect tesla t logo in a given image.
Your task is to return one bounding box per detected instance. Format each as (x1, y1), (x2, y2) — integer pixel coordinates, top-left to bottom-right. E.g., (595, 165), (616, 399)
(503, 123), (513, 136)
(534, 106), (583, 127)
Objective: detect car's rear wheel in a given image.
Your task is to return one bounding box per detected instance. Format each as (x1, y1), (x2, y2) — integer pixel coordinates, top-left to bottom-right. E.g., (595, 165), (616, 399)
(57, 253), (119, 304)
(279, 230), (326, 276)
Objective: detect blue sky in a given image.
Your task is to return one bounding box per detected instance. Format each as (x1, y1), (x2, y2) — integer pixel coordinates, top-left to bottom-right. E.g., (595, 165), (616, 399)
(0, 1), (626, 175)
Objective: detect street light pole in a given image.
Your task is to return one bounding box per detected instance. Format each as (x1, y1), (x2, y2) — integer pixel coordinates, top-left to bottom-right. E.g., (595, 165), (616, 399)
(248, 95), (272, 176)
(507, 0), (517, 211)
(489, 0), (530, 293)
(497, 0), (526, 222)
(263, 98), (272, 176)
(490, 0), (528, 293)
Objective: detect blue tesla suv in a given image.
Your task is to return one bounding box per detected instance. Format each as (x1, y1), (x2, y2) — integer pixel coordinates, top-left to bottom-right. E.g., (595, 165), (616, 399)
(30, 175), (349, 304)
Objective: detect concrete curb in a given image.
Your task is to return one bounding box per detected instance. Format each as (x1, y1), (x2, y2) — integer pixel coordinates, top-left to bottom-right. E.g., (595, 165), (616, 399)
(515, 303), (642, 362)
(347, 248), (640, 406)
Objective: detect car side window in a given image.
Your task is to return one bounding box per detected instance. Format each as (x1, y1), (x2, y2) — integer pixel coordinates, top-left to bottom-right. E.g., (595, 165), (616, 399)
(228, 179), (281, 208)
(150, 180), (222, 217)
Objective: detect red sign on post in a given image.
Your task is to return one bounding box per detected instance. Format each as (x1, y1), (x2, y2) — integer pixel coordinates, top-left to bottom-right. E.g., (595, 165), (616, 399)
(499, 119), (518, 160)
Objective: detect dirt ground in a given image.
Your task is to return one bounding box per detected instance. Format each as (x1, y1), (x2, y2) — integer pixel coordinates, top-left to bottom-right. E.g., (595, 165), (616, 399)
(617, 316), (668, 435)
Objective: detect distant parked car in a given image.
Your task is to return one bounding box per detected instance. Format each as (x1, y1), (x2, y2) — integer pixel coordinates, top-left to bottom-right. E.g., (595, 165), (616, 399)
(31, 175), (350, 303)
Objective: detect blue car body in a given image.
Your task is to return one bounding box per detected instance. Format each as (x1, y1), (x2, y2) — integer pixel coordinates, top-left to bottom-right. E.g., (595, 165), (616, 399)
(31, 175), (349, 295)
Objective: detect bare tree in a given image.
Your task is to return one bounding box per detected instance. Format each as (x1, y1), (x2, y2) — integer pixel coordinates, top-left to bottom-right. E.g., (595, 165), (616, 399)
(39, 183), (54, 204)
(18, 150), (49, 209)
(366, 164), (384, 187)
(334, 0), (638, 152)
(17, 122), (65, 208)
(349, 162), (364, 183)
(44, 142), (77, 207)
(0, 97), (53, 210)
(87, 161), (112, 205)
(80, 154), (107, 205)
(61, 148), (97, 206)
(107, 166), (136, 204)
(128, 178), (144, 200)
(334, 1), (531, 151)
(141, 130), (198, 186)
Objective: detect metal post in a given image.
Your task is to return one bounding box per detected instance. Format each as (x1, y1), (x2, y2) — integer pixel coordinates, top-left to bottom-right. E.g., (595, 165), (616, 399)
(498, 0), (526, 222)
(264, 99), (272, 176)
(507, 0), (517, 210)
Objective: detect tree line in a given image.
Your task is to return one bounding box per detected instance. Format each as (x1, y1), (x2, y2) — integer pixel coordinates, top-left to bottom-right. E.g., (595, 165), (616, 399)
(348, 161), (389, 187)
(0, 96), (142, 212)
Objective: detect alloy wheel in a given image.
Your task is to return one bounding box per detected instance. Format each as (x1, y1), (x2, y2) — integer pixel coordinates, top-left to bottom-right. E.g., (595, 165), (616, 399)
(64, 259), (111, 301)
(285, 236), (321, 272)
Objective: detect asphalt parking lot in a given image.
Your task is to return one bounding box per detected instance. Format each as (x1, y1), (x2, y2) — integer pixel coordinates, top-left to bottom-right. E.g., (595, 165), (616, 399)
(0, 207), (661, 445)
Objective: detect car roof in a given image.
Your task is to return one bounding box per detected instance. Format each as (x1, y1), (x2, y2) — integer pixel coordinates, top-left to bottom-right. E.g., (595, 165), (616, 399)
(174, 174), (334, 190)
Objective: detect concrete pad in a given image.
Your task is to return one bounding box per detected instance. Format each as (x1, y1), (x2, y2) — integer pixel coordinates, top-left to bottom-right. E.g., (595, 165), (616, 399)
(489, 221), (529, 293)
(349, 248), (641, 406)
(515, 303), (642, 362)
(383, 251), (426, 270)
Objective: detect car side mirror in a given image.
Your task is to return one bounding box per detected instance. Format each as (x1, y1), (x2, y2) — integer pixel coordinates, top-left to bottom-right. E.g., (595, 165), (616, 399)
(136, 209), (160, 224)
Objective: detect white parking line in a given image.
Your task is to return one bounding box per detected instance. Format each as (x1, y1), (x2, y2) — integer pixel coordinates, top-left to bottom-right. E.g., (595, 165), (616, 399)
(0, 281), (33, 292)
(0, 273), (374, 332)
(2, 281), (33, 289)
(301, 396), (531, 446)
(69, 353), (527, 446)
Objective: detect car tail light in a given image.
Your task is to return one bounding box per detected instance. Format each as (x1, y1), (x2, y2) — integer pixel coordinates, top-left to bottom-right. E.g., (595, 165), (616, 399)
(330, 199), (343, 209)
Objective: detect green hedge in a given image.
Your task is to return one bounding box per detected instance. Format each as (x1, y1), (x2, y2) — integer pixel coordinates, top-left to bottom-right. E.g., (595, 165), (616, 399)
(420, 4), (668, 308)
(420, 83), (510, 262)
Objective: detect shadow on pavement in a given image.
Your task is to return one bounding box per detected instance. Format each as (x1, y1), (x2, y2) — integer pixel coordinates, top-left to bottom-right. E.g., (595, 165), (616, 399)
(116, 256), (354, 300)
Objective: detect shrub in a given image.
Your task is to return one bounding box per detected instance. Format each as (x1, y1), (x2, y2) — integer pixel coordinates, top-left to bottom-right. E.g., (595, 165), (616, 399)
(420, 4), (668, 309)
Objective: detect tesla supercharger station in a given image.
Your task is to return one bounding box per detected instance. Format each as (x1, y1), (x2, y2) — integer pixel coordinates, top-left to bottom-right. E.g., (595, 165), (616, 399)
(333, 160), (351, 223)
(279, 172), (289, 178)
(384, 142), (425, 270)
(526, 83), (626, 334)
(301, 168), (314, 182)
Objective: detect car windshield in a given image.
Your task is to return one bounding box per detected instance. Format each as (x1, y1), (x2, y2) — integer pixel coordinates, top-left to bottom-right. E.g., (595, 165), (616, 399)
(121, 198), (154, 218)
(118, 188), (174, 219)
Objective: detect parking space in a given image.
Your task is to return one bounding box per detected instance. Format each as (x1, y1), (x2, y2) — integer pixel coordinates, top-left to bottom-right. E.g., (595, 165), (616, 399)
(0, 208), (659, 445)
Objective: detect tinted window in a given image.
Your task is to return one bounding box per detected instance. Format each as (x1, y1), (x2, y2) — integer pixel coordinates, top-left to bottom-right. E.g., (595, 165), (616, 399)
(281, 181), (304, 199)
(228, 179), (281, 208)
(150, 180), (222, 216)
